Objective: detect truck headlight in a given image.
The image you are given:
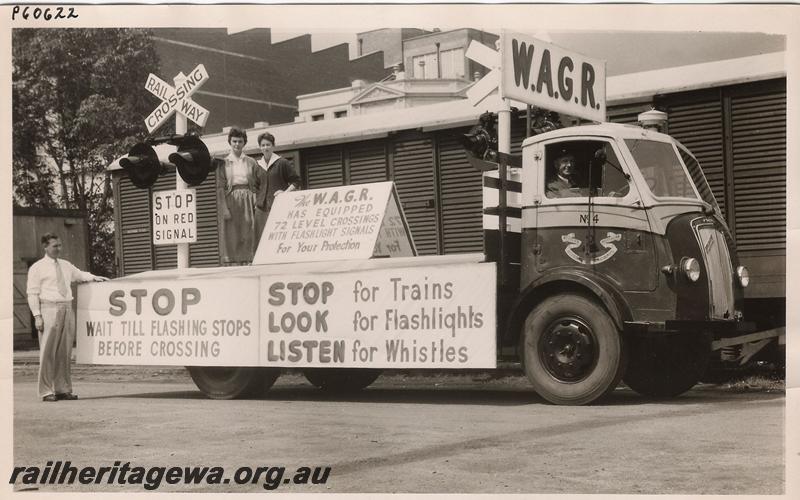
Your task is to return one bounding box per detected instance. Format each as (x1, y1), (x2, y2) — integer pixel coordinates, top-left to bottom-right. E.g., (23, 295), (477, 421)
(681, 257), (701, 282)
(736, 266), (750, 287)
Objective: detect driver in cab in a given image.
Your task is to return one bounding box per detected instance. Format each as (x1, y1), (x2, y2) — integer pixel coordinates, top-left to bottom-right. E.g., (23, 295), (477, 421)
(546, 152), (588, 198)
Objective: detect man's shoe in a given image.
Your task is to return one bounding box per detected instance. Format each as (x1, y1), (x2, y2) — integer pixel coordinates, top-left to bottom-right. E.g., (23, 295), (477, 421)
(42, 395), (57, 402)
(56, 393), (78, 401)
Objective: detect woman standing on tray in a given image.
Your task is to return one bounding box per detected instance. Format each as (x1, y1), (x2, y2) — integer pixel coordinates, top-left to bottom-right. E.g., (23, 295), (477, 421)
(217, 126), (260, 265)
(254, 131), (301, 245)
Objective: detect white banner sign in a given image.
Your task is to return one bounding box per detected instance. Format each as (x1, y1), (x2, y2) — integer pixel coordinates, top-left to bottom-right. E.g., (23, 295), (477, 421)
(253, 182), (415, 264)
(501, 31), (606, 122)
(76, 278), (260, 366)
(259, 263), (497, 368)
(152, 189), (197, 245)
(77, 262), (497, 368)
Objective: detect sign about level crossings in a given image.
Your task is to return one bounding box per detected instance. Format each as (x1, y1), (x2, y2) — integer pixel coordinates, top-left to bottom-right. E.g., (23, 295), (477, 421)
(153, 189), (197, 245)
(501, 31), (606, 122)
(144, 64), (210, 133)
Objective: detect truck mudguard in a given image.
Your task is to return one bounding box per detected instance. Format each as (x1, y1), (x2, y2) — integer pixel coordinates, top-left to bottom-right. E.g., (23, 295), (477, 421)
(504, 268), (632, 345)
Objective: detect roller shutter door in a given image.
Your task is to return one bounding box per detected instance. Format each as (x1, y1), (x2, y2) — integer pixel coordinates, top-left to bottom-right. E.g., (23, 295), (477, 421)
(438, 129), (483, 253)
(510, 116), (528, 154)
(392, 137), (438, 255)
(305, 146), (343, 188)
(607, 101), (653, 125)
(189, 170), (221, 267)
(118, 175), (153, 275)
(152, 171), (178, 269)
(730, 89), (786, 253)
(661, 97), (728, 216)
(348, 141), (387, 184)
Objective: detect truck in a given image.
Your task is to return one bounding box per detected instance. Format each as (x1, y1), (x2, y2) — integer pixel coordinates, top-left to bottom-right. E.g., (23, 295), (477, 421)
(77, 121), (783, 405)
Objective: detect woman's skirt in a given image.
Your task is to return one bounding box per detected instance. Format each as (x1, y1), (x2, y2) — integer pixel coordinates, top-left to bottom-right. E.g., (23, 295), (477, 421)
(224, 186), (256, 264)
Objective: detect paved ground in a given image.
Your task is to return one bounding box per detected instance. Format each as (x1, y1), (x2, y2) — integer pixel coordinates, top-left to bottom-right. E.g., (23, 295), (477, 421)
(11, 359), (785, 494)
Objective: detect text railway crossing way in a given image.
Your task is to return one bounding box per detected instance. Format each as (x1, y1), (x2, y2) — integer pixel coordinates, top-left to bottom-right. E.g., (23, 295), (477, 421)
(144, 64), (210, 133)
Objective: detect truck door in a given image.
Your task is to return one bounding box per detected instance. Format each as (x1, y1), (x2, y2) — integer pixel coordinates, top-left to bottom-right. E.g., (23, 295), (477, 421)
(530, 138), (659, 292)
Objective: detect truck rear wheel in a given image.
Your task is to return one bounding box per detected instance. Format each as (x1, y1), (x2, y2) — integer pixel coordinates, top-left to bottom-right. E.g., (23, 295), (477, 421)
(623, 332), (710, 398)
(303, 368), (381, 392)
(521, 294), (625, 405)
(187, 367), (280, 400)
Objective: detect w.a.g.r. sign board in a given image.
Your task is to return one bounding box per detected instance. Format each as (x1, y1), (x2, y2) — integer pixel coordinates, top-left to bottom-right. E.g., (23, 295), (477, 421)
(501, 31), (606, 122)
(253, 182), (416, 264)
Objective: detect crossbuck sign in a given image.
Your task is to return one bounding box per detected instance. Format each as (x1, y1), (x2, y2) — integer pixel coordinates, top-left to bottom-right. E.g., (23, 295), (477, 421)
(144, 64), (210, 133)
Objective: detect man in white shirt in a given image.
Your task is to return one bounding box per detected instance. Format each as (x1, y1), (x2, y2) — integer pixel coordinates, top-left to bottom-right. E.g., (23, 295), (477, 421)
(27, 233), (108, 402)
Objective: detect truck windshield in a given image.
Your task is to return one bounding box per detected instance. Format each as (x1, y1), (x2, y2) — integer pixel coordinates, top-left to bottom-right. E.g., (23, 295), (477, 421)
(676, 145), (721, 213)
(625, 139), (698, 200)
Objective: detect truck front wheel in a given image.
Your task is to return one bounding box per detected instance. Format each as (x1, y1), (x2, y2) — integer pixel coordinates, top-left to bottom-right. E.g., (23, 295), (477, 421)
(521, 294), (626, 405)
(187, 367), (280, 399)
(623, 332), (710, 398)
(303, 368), (382, 392)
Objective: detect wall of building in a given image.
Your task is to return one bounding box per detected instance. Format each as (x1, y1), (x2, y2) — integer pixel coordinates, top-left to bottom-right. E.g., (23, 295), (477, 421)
(150, 28), (390, 133)
(357, 28), (432, 68)
(12, 208), (89, 350)
(403, 29), (498, 80)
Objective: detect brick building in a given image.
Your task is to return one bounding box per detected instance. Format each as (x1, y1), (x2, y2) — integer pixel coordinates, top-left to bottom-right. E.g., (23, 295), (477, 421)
(150, 28), (390, 133)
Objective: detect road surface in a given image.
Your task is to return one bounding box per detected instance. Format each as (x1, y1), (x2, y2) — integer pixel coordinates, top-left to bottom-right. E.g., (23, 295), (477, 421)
(11, 363), (784, 494)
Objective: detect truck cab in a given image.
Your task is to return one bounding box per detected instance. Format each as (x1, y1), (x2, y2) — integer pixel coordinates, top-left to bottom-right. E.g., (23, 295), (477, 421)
(507, 123), (753, 404)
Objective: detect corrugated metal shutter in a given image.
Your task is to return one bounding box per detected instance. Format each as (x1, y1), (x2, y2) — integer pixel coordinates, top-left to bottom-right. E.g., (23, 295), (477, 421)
(152, 170), (177, 270)
(118, 175), (152, 275)
(190, 170), (221, 267)
(392, 137), (438, 255)
(510, 116), (527, 155)
(348, 141), (386, 184)
(661, 97), (727, 216)
(438, 129), (483, 253)
(305, 146), (343, 188)
(607, 101), (652, 125)
(730, 89), (786, 253)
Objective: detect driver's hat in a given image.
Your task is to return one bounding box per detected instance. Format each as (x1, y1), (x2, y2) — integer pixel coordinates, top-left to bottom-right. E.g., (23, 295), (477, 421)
(556, 148), (575, 162)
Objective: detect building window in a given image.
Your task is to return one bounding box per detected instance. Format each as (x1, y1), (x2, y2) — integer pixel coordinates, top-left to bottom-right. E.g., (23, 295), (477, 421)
(440, 48), (465, 79)
(334, 110), (348, 119)
(311, 114), (324, 121)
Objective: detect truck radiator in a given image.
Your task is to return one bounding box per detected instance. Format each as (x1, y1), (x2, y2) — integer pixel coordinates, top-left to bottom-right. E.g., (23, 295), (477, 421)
(695, 225), (735, 320)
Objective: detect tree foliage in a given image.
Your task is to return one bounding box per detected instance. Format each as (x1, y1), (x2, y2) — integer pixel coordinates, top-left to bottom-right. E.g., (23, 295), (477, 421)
(13, 28), (160, 276)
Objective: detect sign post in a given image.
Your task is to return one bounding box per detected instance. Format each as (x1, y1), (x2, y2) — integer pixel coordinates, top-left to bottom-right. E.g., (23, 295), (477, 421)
(144, 64), (211, 268)
(174, 73), (190, 268)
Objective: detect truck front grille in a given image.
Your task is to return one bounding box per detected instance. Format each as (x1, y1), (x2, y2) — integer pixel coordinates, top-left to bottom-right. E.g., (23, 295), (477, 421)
(695, 225), (735, 319)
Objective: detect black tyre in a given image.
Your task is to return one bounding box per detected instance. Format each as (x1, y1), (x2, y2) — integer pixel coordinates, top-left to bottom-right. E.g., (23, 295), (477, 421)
(303, 368), (381, 392)
(521, 294), (625, 405)
(187, 367), (280, 399)
(624, 332), (711, 398)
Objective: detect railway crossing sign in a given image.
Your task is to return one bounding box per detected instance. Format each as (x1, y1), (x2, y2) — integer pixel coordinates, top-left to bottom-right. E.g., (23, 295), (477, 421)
(144, 64), (210, 133)
(465, 40), (501, 106)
